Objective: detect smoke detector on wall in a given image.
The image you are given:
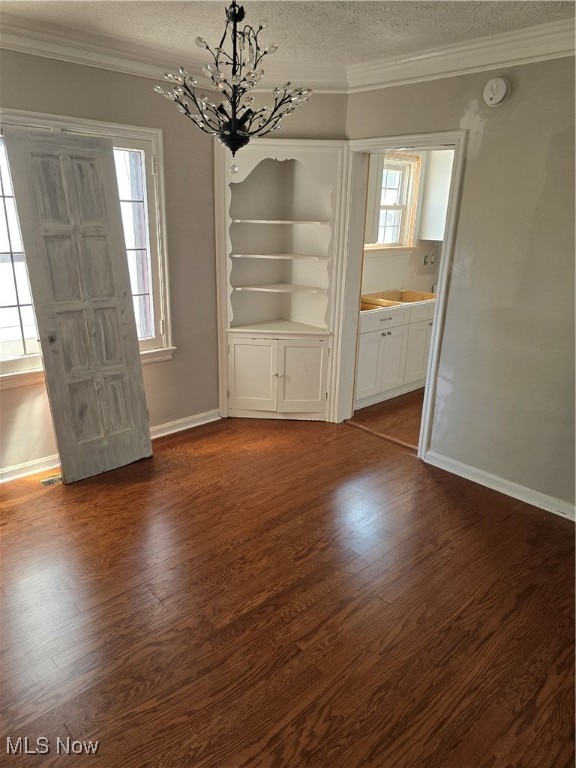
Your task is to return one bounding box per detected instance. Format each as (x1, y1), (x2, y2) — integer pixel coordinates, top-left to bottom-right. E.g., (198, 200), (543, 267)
(483, 77), (510, 107)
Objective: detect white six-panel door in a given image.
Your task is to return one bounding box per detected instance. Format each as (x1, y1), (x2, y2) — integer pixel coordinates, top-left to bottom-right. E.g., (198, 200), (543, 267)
(4, 129), (152, 483)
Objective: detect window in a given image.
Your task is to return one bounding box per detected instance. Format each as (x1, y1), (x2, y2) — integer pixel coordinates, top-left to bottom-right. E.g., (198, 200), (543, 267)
(364, 152), (421, 249)
(112, 144), (155, 341)
(0, 142), (39, 363)
(0, 112), (172, 381)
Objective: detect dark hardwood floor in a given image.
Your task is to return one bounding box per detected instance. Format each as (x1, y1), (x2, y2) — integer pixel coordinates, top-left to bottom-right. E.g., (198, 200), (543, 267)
(1, 417), (574, 767)
(349, 389), (425, 448)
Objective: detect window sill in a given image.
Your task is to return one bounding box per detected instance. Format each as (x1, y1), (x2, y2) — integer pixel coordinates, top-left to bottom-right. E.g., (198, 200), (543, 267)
(141, 346), (176, 364)
(363, 245), (416, 256)
(0, 346), (176, 391)
(0, 369), (46, 390)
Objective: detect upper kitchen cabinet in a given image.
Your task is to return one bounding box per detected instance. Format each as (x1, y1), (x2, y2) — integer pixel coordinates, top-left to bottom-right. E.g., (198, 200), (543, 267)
(418, 150), (454, 242)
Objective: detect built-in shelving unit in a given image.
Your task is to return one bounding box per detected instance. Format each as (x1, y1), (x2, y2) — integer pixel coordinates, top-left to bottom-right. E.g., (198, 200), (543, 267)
(227, 156), (334, 333)
(216, 140), (347, 420)
(234, 283), (327, 293)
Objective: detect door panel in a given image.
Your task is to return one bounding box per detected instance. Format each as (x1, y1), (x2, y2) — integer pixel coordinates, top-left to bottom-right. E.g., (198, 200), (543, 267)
(404, 320), (433, 384)
(277, 339), (327, 413)
(82, 236), (115, 297)
(228, 337), (277, 411)
(45, 236), (82, 301)
(4, 128), (152, 483)
(355, 331), (383, 400)
(380, 326), (408, 392)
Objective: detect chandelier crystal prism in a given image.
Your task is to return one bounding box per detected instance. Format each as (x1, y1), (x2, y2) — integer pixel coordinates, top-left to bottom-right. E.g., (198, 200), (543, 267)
(154, 1), (312, 171)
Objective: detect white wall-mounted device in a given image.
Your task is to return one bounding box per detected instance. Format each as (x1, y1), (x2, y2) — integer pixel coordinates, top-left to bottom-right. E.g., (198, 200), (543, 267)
(483, 77), (510, 107)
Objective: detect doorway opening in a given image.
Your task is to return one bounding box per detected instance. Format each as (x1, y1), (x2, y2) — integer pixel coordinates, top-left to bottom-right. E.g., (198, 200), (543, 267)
(350, 146), (454, 449)
(336, 131), (466, 458)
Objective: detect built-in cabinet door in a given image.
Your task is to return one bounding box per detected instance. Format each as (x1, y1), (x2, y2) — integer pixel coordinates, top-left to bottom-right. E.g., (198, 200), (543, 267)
(404, 320), (433, 384)
(380, 326), (409, 392)
(228, 338), (278, 411)
(355, 330), (383, 400)
(277, 339), (327, 413)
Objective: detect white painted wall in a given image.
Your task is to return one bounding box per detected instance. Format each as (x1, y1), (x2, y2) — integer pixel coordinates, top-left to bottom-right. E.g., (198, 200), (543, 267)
(347, 57), (575, 505)
(361, 241), (441, 294)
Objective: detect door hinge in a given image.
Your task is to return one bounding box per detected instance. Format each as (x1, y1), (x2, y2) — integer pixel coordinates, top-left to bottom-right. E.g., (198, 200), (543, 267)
(227, 344), (230, 354)
(151, 154), (157, 175)
(325, 392), (328, 400)
(227, 390), (230, 398)
(327, 347), (331, 357)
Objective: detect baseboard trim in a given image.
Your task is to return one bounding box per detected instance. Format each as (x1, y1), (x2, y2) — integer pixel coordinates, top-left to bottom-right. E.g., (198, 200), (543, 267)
(354, 381), (424, 410)
(425, 451), (575, 522)
(0, 409), (221, 483)
(0, 454), (61, 484)
(149, 410), (221, 439)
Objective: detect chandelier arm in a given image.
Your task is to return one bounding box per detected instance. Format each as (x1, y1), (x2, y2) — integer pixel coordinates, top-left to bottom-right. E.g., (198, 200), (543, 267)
(216, 19), (230, 58)
(251, 27), (267, 68)
(254, 124), (283, 138)
(178, 89), (222, 132)
(179, 108), (220, 137)
(246, 92), (293, 133)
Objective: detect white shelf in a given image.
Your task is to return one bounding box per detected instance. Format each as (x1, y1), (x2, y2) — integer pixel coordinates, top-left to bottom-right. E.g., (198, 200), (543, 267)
(231, 219), (329, 225)
(228, 320), (330, 335)
(230, 253), (329, 261)
(233, 283), (327, 294)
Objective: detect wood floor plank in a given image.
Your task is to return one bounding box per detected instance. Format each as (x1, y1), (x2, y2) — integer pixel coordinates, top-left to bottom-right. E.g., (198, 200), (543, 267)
(349, 388), (425, 447)
(0, 416), (572, 767)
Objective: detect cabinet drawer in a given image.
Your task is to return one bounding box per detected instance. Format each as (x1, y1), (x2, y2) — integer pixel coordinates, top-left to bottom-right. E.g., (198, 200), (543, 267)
(359, 306), (410, 333)
(409, 300), (435, 323)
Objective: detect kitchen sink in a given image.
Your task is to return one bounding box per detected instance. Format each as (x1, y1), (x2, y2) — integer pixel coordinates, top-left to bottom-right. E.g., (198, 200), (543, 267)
(361, 290), (436, 307)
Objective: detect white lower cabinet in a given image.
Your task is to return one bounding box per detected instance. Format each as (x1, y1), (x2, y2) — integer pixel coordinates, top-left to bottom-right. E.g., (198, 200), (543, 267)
(228, 336), (328, 417)
(404, 320), (434, 384)
(354, 300), (435, 408)
(356, 327), (408, 400)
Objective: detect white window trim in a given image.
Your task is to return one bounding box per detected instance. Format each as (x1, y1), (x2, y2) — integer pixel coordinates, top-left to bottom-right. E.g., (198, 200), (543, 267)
(0, 107), (174, 387)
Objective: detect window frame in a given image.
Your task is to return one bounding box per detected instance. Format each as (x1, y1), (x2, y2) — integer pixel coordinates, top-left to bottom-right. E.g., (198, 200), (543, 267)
(0, 108), (173, 388)
(364, 151), (422, 251)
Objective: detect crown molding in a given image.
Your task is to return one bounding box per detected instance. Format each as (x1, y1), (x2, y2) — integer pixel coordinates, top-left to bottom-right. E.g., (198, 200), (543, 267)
(0, 14), (348, 92)
(0, 15), (200, 80)
(0, 14), (573, 94)
(346, 19), (575, 92)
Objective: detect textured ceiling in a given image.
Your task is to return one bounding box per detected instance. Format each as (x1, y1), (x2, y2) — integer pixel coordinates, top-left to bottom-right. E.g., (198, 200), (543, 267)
(1, 1), (574, 67)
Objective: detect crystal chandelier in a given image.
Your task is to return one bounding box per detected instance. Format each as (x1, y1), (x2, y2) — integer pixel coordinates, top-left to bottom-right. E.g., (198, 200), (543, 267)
(155, 1), (312, 173)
